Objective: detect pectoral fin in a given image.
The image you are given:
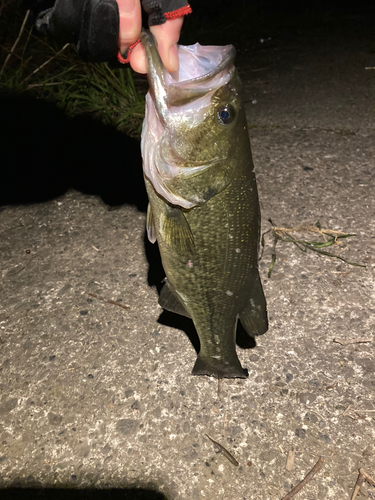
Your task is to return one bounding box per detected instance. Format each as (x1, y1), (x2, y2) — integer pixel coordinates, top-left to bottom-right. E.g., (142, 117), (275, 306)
(160, 205), (195, 255)
(146, 203), (157, 243)
(239, 274), (268, 337)
(159, 281), (191, 318)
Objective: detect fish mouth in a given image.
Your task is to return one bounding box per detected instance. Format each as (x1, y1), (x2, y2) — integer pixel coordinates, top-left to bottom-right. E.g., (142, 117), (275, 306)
(140, 30), (169, 124)
(140, 30), (235, 209)
(140, 29), (236, 110)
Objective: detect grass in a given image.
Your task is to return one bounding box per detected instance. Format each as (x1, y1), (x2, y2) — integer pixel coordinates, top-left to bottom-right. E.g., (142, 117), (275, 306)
(261, 219), (366, 278)
(0, 2), (146, 138)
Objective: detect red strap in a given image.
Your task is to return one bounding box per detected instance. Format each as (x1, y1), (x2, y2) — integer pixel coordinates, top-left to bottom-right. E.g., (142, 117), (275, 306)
(117, 38), (141, 64)
(165, 4), (192, 20)
(117, 4), (192, 64)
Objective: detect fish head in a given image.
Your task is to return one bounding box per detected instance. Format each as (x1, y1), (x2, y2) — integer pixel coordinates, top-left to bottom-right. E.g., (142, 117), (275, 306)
(141, 30), (247, 209)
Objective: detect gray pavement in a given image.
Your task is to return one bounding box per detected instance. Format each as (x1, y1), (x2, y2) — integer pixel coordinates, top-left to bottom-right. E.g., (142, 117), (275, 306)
(1, 11), (375, 500)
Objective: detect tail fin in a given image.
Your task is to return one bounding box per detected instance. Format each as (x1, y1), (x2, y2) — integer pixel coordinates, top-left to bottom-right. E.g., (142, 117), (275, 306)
(192, 354), (247, 379)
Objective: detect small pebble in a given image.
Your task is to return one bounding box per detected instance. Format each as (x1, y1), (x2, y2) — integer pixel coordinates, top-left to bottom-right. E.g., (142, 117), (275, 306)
(308, 378), (319, 387)
(299, 393), (317, 404)
(319, 434), (331, 443)
(295, 428), (306, 439)
(131, 400), (140, 410)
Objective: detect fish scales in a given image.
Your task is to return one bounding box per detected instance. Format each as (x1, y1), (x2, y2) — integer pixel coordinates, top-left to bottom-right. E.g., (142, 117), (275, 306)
(140, 30), (268, 379)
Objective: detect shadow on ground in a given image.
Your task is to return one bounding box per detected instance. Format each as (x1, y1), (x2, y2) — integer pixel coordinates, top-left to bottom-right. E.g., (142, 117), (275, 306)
(0, 92), (147, 210)
(0, 488), (168, 499)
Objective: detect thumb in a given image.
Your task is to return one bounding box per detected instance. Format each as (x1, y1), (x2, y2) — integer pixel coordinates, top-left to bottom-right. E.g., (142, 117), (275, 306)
(150, 17), (183, 73)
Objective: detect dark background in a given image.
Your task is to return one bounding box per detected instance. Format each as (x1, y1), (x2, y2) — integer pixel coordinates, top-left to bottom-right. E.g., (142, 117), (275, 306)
(1, 0), (373, 208)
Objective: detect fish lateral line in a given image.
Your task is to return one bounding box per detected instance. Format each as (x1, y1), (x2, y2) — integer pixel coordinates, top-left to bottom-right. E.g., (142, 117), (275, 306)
(205, 433), (239, 466)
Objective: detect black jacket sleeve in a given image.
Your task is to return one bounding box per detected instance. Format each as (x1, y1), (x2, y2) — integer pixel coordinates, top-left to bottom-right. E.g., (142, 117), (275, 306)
(31, 0), (191, 62)
(142, 0), (192, 25)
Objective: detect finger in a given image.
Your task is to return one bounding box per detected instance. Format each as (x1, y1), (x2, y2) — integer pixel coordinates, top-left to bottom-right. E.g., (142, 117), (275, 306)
(117, 0), (142, 53)
(129, 42), (148, 73)
(150, 17), (184, 73)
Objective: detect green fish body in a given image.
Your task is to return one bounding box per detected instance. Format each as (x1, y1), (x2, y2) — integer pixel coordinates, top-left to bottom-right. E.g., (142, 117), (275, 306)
(140, 31), (268, 378)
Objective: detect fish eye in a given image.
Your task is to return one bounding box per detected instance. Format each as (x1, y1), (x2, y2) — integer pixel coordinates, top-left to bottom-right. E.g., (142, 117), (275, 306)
(217, 104), (235, 125)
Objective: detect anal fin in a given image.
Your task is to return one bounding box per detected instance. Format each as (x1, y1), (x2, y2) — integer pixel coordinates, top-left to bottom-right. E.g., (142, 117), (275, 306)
(159, 281), (191, 318)
(239, 274), (268, 337)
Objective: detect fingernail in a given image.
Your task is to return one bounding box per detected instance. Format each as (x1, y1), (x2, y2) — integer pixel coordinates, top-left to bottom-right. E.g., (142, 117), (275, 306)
(121, 0), (136, 14)
(169, 44), (179, 73)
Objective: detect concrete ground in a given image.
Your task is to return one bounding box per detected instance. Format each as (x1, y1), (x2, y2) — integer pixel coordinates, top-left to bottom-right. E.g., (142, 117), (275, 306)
(1, 9), (375, 500)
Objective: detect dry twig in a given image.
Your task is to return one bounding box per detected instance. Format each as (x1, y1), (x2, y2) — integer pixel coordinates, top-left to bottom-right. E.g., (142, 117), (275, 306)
(360, 468), (375, 487)
(342, 405), (352, 417)
(260, 219), (365, 278)
(88, 292), (130, 310)
(354, 412), (367, 420)
(325, 382), (338, 390)
(222, 412), (227, 437)
(6, 254), (37, 276)
(21, 42), (70, 83)
(205, 434), (239, 467)
(285, 449), (295, 471)
(333, 337), (372, 346)
(27, 81), (63, 88)
(0, 0), (9, 16)
(280, 458), (324, 500)
(272, 224), (349, 239)
(351, 472), (365, 500)
(0, 9), (30, 75)
(309, 409), (325, 420)
(350, 468), (375, 500)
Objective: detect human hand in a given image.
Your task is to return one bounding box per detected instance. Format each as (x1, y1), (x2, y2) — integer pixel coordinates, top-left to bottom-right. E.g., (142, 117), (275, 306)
(117, 0), (184, 73)
(33, 0), (191, 73)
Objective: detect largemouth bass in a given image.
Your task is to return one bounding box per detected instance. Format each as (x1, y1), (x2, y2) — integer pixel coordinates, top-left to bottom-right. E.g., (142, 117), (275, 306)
(140, 30), (268, 379)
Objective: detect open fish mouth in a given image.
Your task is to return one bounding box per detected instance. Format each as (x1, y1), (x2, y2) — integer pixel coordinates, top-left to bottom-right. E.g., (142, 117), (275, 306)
(164, 42), (236, 107)
(140, 29), (236, 112)
(140, 30), (237, 209)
